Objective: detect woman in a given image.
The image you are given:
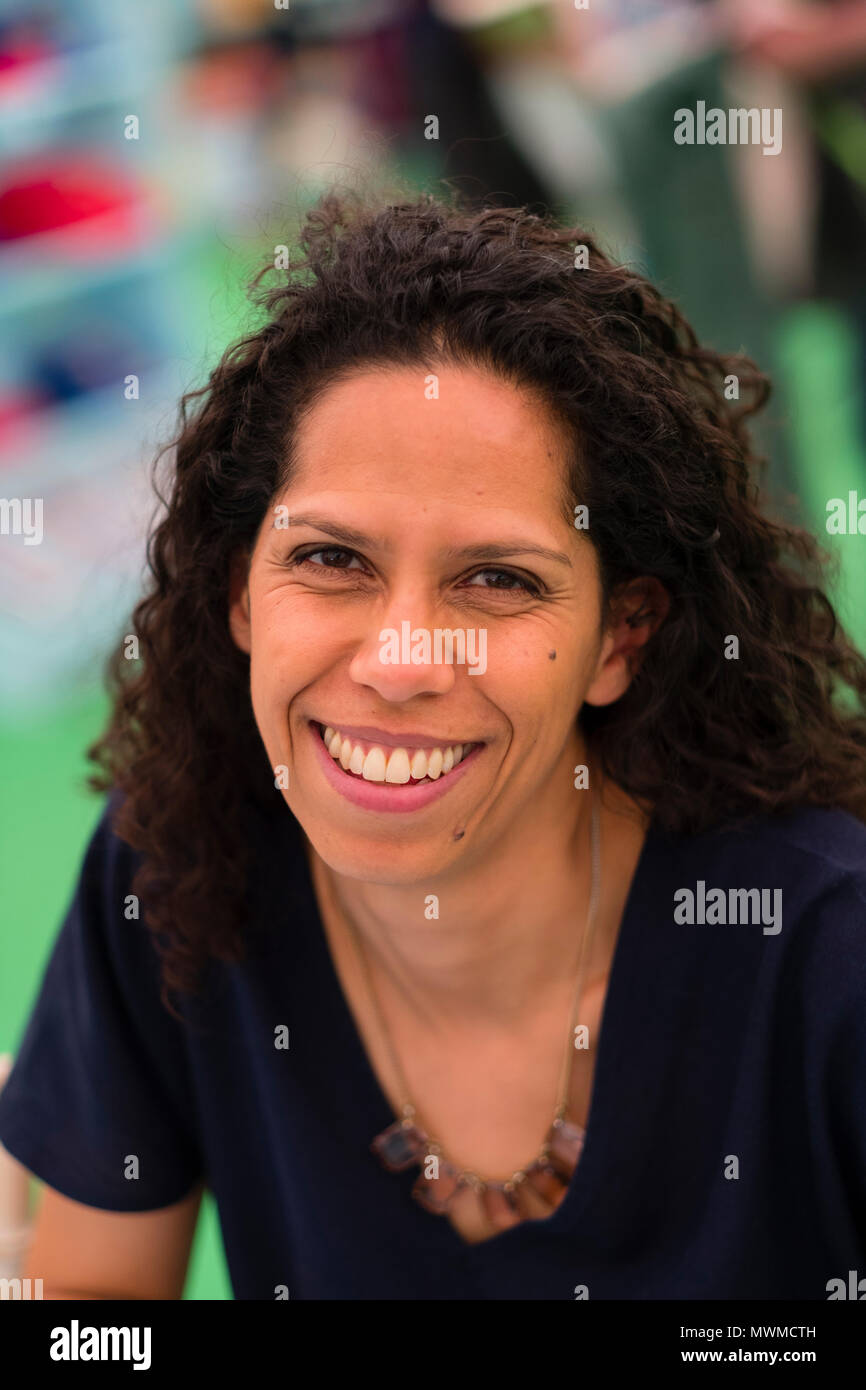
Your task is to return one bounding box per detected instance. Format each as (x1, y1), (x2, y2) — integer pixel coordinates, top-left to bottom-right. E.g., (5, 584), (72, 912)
(1, 191), (865, 1300)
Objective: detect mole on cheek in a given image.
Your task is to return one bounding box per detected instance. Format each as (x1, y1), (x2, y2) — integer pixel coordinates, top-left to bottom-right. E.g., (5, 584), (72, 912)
(548, 650), (557, 661)
(452, 829), (465, 841)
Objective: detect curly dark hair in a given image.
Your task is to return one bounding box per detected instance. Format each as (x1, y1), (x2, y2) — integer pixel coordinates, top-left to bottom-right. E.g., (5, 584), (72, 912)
(88, 188), (866, 1008)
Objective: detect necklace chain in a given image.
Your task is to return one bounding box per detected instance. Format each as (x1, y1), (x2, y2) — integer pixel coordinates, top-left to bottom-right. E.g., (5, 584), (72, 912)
(339, 789), (602, 1190)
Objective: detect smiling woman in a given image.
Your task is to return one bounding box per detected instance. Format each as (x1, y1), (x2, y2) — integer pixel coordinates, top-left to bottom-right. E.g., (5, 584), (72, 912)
(1, 190), (866, 1296)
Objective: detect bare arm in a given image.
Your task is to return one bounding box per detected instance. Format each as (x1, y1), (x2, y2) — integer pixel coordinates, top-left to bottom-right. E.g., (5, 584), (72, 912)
(21, 1179), (204, 1300)
(730, 0), (866, 83)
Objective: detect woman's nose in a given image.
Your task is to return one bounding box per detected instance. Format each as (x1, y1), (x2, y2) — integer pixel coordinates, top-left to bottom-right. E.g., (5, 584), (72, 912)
(348, 595), (460, 700)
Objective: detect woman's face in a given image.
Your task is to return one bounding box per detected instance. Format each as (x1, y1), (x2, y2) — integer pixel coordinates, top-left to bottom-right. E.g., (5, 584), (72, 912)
(230, 363), (645, 883)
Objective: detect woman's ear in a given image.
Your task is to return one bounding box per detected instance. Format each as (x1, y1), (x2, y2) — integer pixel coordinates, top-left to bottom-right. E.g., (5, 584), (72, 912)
(583, 577), (670, 708)
(228, 548), (252, 654)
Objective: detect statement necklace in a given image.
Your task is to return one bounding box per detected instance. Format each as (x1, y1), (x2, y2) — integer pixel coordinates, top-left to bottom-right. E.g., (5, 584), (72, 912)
(343, 794), (602, 1236)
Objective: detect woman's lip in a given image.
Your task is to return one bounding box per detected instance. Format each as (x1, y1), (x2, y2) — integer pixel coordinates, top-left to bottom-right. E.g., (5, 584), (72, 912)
(307, 719), (482, 813)
(312, 721), (479, 751)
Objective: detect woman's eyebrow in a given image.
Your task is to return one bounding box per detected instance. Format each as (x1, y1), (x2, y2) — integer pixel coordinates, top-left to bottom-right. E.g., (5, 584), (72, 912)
(282, 512), (572, 568)
(283, 512), (380, 549)
(442, 542), (573, 568)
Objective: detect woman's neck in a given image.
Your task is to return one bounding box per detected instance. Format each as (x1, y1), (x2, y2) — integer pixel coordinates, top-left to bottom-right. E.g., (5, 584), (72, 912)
(302, 744), (649, 1032)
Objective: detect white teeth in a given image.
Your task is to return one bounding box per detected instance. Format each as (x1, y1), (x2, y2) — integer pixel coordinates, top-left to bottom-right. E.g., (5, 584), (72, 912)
(318, 724), (474, 785)
(384, 748), (411, 784)
(362, 747), (387, 782)
(349, 745), (365, 775)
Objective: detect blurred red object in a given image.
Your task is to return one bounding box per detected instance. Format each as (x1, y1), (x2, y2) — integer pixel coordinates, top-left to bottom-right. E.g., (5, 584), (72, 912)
(0, 388), (50, 458)
(0, 30), (54, 78)
(0, 158), (157, 257)
(183, 41), (283, 113)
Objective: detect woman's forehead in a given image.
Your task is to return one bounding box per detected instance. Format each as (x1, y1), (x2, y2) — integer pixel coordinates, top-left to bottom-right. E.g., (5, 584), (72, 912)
(290, 362), (570, 460)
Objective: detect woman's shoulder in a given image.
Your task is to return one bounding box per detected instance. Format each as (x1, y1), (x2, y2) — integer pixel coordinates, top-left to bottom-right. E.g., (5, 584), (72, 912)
(651, 803), (866, 1026)
(751, 803), (866, 877)
(94, 789), (318, 972)
(653, 802), (866, 907)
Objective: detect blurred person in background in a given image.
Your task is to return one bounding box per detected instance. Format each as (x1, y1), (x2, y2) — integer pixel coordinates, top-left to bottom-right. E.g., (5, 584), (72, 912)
(734, 0), (866, 445)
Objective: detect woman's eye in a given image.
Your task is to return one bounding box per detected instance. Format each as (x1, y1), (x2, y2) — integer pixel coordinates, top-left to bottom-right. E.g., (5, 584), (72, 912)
(288, 549), (540, 598)
(463, 568), (541, 597)
(293, 547), (365, 574)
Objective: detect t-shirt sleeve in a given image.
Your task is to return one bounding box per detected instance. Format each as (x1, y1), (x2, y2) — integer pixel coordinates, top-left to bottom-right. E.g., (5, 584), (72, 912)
(0, 797), (204, 1211)
(799, 867), (866, 1258)
(823, 952), (866, 1255)
(827, 993), (866, 1246)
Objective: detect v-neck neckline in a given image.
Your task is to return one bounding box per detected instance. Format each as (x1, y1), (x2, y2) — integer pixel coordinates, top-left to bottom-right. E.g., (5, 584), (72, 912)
(291, 814), (661, 1256)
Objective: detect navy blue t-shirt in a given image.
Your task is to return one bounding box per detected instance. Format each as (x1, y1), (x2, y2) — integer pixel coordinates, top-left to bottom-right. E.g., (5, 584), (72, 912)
(1, 795), (865, 1300)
